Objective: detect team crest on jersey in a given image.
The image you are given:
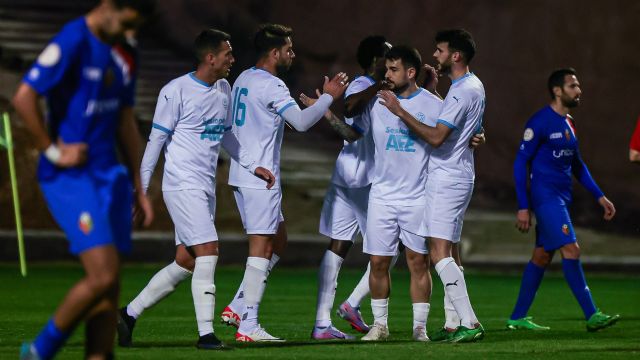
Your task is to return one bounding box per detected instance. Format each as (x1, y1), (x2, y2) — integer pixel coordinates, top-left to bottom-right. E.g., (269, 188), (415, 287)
(523, 128), (534, 141)
(565, 129), (571, 141)
(415, 112), (426, 121)
(79, 212), (93, 235)
(37, 43), (61, 67)
(561, 224), (570, 236)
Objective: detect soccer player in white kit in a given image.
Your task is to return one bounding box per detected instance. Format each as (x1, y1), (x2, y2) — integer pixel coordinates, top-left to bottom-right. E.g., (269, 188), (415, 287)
(362, 46), (441, 342)
(116, 30), (274, 350)
(220, 24), (348, 342)
(378, 29), (486, 343)
(303, 35), (392, 340)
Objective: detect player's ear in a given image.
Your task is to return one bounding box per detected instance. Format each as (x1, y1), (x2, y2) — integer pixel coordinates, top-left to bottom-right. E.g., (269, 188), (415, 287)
(271, 47), (279, 61)
(407, 67), (416, 80)
(553, 85), (563, 98)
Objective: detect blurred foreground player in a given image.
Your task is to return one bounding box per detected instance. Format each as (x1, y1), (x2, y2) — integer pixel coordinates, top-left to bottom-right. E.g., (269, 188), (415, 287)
(509, 68), (619, 331)
(13, 0), (154, 359)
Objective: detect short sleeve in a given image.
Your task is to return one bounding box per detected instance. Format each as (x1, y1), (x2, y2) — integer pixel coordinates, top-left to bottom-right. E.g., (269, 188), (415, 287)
(218, 80), (233, 130)
(151, 85), (181, 134)
(23, 26), (82, 95)
(345, 76), (374, 98)
(437, 89), (467, 130)
(265, 78), (297, 116)
(630, 116), (640, 151)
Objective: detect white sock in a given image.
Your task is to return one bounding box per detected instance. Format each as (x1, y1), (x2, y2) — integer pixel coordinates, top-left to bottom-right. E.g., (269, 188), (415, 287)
(228, 253), (280, 314)
(443, 266), (463, 329)
(371, 298), (389, 327)
(347, 262), (370, 308)
(315, 250), (344, 327)
(191, 256), (217, 336)
(412, 303), (430, 330)
(238, 257), (270, 334)
(435, 257), (478, 329)
(127, 261), (192, 319)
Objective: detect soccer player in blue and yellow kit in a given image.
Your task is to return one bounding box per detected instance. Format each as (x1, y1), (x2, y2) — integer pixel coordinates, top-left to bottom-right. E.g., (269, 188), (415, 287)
(12, 1), (154, 359)
(508, 68), (620, 332)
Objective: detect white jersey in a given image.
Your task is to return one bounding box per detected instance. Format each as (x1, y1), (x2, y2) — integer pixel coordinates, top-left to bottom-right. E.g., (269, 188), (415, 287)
(429, 72), (485, 182)
(330, 76), (376, 188)
(369, 88), (442, 206)
(228, 67), (297, 189)
(143, 73), (231, 195)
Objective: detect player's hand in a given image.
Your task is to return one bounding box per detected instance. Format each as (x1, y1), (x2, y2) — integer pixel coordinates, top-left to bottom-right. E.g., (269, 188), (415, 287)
(56, 139), (88, 168)
(254, 166), (275, 189)
(133, 191), (154, 228)
(418, 64), (439, 92)
(598, 196), (616, 221)
(299, 90), (319, 107)
(322, 72), (349, 100)
(377, 79), (392, 90)
(377, 90), (402, 116)
(516, 209), (531, 233)
(470, 131), (486, 148)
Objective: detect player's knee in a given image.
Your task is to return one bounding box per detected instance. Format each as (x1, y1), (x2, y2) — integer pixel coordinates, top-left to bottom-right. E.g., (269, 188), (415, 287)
(86, 271), (119, 294)
(176, 256), (195, 272)
(370, 257), (390, 275)
(329, 240), (351, 258)
(531, 252), (552, 267)
(561, 243), (581, 259)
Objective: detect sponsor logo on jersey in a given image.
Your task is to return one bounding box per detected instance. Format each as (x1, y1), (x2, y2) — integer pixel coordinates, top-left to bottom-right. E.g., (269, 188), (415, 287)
(200, 117), (226, 141)
(79, 211), (93, 235)
(385, 127), (417, 152)
(553, 149), (574, 158)
(562, 224), (570, 236)
(84, 98), (120, 116)
(550, 132), (562, 140)
(83, 67), (103, 81)
(523, 128), (534, 141)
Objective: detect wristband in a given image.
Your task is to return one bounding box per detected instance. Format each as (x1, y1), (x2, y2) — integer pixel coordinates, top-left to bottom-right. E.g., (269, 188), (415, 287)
(44, 144), (61, 164)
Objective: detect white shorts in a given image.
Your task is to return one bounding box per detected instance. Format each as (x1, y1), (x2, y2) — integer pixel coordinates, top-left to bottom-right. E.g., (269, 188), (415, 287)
(233, 187), (284, 235)
(163, 189), (218, 247)
(364, 202), (427, 256)
(420, 178), (474, 242)
(319, 184), (370, 241)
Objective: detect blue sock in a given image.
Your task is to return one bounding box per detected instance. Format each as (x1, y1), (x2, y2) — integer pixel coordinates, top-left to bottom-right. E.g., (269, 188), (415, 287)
(33, 318), (71, 360)
(510, 261), (545, 320)
(562, 258), (597, 320)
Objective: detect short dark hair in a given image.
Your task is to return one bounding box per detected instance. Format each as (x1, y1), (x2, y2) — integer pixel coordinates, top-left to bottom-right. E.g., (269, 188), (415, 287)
(193, 29), (231, 63)
(356, 35), (391, 70)
(385, 45), (422, 78)
(254, 23), (293, 56)
(435, 29), (476, 63)
(113, 0), (155, 17)
(547, 68), (577, 99)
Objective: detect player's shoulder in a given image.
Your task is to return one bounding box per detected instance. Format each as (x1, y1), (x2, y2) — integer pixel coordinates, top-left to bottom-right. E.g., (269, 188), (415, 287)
(214, 78), (231, 92)
(159, 75), (187, 97)
(416, 88), (443, 103)
(53, 17), (88, 47)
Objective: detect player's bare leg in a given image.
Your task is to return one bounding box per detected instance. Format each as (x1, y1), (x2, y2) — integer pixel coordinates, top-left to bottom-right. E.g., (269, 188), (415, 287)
(85, 287), (119, 360)
(362, 255), (392, 341)
(405, 249), (431, 341)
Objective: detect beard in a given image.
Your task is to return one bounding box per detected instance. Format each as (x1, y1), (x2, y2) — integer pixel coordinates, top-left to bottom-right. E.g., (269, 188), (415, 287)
(562, 96), (580, 108)
(276, 61), (292, 76)
(387, 79), (409, 94)
(436, 60), (452, 75)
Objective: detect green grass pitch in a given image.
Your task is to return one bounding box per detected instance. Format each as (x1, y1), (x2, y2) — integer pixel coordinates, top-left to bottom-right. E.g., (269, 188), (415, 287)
(1, 264), (638, 359)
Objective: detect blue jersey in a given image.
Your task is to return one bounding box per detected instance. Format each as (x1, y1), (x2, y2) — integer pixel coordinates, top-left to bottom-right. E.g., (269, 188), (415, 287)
(23, 17), (136, 180)
(514, 105), (603, 209)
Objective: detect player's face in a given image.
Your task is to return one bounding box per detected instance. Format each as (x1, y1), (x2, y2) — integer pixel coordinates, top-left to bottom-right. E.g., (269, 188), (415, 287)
(276, 37), (295, 72)
(212, 41), (234, 78)
(433, 42), (453, 74)
(384, 59), (410, 92)
(559, 75), (582, 108)
(101, 7), (143, 43)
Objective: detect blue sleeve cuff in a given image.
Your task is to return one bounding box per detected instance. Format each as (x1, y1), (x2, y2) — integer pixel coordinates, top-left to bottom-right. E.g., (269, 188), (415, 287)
(152, 122), (173, 135)
(277, 101), (297, 116)
(437, 119), (458, 130)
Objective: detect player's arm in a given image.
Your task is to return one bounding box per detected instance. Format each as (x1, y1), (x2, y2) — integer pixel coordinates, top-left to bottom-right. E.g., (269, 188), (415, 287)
(140, 87), (179, 193)
(117, 106), (153, 227)
(299, 89), (362, 143)
(571, 149), (615, 220)
(377, 90), (453, 148)
(280, 73), (349, 132)
(344, 80), (388, 118)
(513, 121), (542, 233)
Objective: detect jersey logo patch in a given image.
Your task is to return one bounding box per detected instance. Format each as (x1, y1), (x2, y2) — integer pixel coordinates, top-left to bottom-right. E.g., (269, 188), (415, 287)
(453, 96), (461, 103)
(523, 128), (534, 141)
(565, 129), (571, 141)
(79, 212), (94, 235)
(415, 112), (426, 121)
(562, 224), (570, 236)
(549, 132), (562, 139)
(37, 43), (61, 67)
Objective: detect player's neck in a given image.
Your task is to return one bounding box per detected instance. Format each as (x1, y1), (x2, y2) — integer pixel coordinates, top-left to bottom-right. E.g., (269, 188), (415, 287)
(85, 4), (110, 43)
(448, 65), (470, 83)
(255, 59), (277, 76)
(396, 82), (418, 98)
(193, 67), (219, 86)
(550, 101), (570, 117)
